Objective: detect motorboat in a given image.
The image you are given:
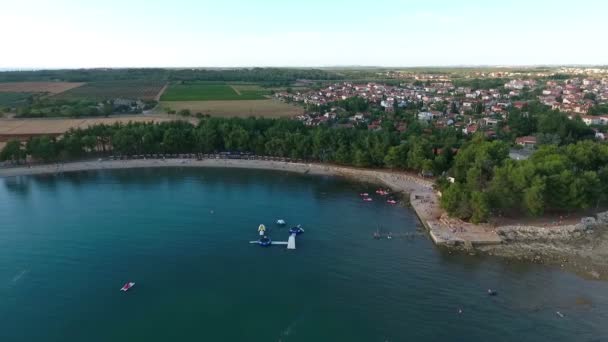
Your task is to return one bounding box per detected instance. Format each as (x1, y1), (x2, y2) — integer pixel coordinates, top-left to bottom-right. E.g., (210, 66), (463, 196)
(276, 219), (286, 226)
(120, 282), (135, 292)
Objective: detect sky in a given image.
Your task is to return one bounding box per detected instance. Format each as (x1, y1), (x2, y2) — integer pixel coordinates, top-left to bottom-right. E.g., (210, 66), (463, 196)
(1, 0), (607, 68)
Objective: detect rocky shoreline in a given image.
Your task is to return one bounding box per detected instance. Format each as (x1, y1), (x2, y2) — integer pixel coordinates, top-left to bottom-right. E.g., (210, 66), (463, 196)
(475, 211), (608, 280)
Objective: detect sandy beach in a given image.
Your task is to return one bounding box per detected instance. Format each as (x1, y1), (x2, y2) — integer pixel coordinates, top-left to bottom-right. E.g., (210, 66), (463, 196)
(0, 158), (434, 193)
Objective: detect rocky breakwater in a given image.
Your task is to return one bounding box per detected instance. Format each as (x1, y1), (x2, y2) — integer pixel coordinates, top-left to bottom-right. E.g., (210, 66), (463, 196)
(497, 220), (597, 243)
(479, 211), (608, 280)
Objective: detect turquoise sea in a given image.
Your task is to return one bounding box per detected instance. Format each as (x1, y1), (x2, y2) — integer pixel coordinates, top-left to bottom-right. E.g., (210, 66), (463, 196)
(0, 168), (607, 341)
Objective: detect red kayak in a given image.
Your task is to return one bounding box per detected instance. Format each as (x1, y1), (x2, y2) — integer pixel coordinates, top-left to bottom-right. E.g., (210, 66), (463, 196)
(120, 282), (135, 292)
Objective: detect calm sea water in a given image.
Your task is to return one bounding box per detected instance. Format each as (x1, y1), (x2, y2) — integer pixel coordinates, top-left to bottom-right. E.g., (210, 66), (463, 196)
(0, 168), (607, 342)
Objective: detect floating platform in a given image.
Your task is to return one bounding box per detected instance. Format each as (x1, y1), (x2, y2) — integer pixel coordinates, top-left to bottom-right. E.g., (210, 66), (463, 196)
(249, 233), (297, 250)
(287, 233), (296, 250)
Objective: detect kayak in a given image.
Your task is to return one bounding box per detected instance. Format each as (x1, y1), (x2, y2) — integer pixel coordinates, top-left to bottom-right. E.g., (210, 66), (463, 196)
(120, 282), (135, 292)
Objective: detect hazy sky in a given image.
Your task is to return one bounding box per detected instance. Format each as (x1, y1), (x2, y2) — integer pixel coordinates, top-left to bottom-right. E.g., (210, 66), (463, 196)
(1, 0), (606, 68)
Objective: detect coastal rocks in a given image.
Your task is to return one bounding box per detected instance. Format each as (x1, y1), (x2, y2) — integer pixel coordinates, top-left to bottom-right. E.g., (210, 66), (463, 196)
(581, 217), (597, 226)
(479, 212), (608, 280)
(497, 224), (586, 243)
(597, 211), (608, 225)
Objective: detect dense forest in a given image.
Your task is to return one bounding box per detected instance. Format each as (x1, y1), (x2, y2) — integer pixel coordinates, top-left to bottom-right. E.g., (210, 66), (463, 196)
(439, 137), (608, 222)
(0, 117), (459, 174)
(505, 102), (597, 144)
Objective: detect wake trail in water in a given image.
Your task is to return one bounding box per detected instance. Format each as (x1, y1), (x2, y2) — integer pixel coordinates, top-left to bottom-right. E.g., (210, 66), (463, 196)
(11, 270), (28, 284)
(277, 310), (309, 342)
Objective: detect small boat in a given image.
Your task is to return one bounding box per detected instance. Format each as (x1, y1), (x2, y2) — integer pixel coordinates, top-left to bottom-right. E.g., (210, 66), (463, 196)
(387, 199), (397, 204)
(276, 219), (286, 226)
(556, 311), (564, 318)
(363, 197), (373, 202)
(120, 282), (135, 292)
(289, 225), (305, 235)
(359, 193), (369, 197)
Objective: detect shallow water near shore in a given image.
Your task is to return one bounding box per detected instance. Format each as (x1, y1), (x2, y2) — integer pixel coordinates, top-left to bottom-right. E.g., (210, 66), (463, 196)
(0, 167), (607, 341)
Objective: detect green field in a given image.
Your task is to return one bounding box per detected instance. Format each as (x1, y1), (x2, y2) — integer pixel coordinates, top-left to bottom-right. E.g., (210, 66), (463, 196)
(55, 81), (166, 101)
(161, 83), (269, 101)
(0, 92), (33, 107)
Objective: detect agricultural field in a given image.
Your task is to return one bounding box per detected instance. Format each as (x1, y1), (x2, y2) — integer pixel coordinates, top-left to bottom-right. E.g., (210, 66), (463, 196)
(55, 81), (167, 101)
(0, 82), (85, 94)
(160, 100), (304, 118)
(0, 93), (33, 107)
(0, 115), (194, 140)
(161, 83), (270, 101)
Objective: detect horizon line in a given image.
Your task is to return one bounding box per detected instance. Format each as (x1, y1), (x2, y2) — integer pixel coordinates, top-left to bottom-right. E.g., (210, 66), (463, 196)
(1, 64), (608, 72)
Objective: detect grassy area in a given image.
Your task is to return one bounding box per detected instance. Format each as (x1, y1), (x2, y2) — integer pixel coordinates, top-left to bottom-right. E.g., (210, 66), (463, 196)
(0, 92), (33, 107)
(55, 81), (166, 101)
(161, 100), (303, 118)
(161, 83), (269, 101)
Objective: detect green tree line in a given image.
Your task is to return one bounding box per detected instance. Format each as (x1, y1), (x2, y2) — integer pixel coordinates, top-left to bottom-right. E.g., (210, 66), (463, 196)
(506, 102), (595, 145)
(0, 118), (461, 176)
(439, 136), (608, 222)
(0, 68), (342, 84)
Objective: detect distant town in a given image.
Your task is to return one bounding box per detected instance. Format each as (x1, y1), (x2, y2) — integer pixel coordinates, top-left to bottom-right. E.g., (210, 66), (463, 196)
(275, 69), (608, 153)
